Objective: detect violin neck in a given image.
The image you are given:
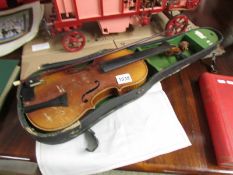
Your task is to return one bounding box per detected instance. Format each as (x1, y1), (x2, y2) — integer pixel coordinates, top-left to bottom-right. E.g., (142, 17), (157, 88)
(40, 32), (166, 71)
(100, 42), (173, 72)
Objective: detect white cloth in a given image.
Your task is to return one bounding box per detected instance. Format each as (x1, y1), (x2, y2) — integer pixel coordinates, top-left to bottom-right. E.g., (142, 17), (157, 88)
(36, 83), (191, 175)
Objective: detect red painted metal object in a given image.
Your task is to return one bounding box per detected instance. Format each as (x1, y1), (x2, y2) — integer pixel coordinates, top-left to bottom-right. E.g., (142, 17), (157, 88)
(165, 14), (189, 36)
(48, 0), (201, 52)
(62, 31), (86, 52)
(167, 0), (200, 10)
(0, 0), (201, 52)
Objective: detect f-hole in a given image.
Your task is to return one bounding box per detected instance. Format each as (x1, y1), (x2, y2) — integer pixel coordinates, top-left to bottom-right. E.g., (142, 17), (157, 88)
(82, 80), (100, 103)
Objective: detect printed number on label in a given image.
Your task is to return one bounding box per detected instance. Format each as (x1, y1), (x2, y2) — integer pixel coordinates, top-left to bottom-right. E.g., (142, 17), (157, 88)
(116, 73), (132, 85)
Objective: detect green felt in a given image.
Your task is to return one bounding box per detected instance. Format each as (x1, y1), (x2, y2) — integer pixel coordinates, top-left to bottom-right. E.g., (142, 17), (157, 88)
(0, 59), (19, 111)
(135, 28), (219, 71)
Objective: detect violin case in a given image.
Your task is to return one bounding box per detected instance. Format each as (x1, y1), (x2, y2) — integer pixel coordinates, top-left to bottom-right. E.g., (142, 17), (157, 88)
(17, 27), (223, 147)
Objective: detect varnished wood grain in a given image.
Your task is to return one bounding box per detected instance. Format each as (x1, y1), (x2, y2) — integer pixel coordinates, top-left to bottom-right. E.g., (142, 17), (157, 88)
(24, 50), (148, 131)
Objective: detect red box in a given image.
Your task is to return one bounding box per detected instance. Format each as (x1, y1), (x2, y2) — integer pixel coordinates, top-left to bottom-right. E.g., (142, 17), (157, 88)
(199, 72), (233, 167)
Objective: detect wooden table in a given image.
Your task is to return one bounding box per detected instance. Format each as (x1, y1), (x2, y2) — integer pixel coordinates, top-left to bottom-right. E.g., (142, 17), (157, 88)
(1, 0), (233, 174)
(121, 48), (233, 174)
(1, 48), (233, 175)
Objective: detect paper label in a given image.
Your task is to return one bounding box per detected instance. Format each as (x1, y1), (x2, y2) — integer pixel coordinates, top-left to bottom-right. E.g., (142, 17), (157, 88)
(217, 79), (233, 85)
(116, 73), (132, 85)
(32, 42), (50, 52)
(217, 79), (226, 84)
(206, 40), (213, 45)
(227, 80), (233, 85)
(195, 30), (207, 39)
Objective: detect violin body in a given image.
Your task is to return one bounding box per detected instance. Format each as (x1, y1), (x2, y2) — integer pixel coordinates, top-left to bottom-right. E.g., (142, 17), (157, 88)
(23, 49), (148, 131)
(17, 27), (223, 144)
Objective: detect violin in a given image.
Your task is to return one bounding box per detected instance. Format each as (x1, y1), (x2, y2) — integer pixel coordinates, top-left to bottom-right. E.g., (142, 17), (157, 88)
(22, 49), (148, 131)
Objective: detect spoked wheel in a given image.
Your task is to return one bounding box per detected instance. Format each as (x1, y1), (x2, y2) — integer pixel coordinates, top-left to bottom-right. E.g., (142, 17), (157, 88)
(62, 31), (86, 52)
(165, 15), (189, 36)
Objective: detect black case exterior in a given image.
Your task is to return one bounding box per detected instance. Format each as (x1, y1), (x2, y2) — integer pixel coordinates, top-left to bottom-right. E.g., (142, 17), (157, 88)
(17, 28), (223, 144)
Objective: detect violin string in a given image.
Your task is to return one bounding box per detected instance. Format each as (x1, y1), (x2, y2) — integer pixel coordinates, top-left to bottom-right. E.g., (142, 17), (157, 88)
(40, 30), (167, 71)
(22, 30), (171, 82)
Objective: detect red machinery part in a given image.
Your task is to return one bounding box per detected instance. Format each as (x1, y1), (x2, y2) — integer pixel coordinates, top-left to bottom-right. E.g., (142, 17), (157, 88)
(186, 0), (200, 9)
(165, 15), (189, 36)
(0, 1), (8, 9)
(167, 0), (201, 10)
(140, 15), (151, 26)
(62, 31), (86, 52)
